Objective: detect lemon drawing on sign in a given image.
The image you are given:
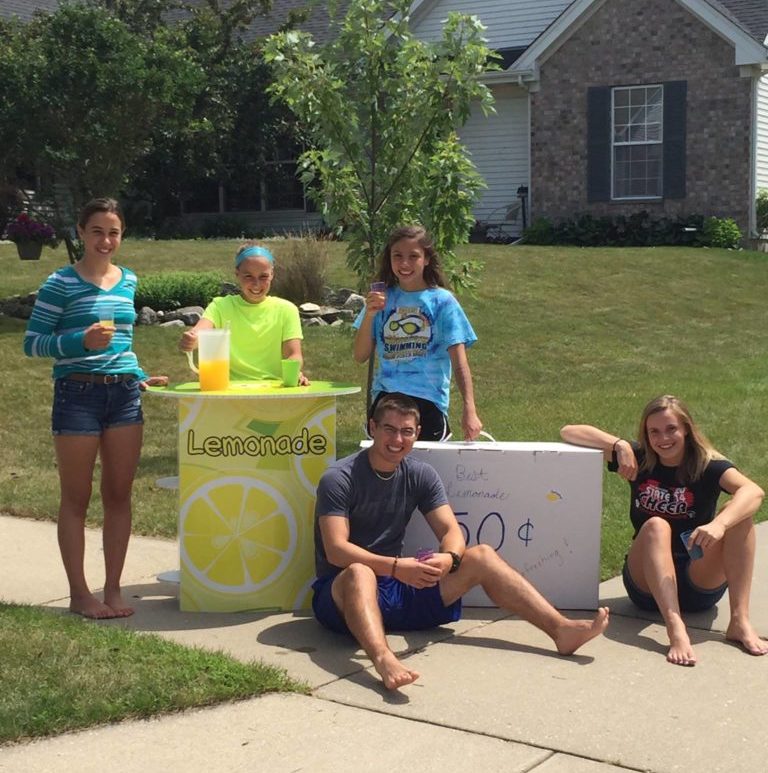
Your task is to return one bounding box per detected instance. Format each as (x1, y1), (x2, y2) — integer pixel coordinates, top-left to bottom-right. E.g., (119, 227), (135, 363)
(546, 490), (563, 502)
(292, 402), (336, 495)
(180, 476), (297, 593)
(179, 396), (204, 434)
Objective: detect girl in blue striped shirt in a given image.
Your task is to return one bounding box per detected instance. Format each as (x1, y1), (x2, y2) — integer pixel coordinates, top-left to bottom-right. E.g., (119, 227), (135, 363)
(24, 197), (166, 619)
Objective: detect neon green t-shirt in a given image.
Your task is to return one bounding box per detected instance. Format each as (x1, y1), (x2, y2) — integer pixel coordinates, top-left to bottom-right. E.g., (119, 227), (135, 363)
(202, 294), (303, 381)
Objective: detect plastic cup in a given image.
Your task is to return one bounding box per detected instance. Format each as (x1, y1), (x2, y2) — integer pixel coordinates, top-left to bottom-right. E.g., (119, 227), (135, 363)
(680, 529), (703, 560)
(370, 281), (386, 293)
(98, 307), (115, 330)
(98, 308), (115, 340)
(281, 359), (300, 387)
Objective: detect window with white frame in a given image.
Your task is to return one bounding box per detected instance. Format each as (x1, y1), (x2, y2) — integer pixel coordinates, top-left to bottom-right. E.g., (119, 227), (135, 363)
(612, 84), (663, 199)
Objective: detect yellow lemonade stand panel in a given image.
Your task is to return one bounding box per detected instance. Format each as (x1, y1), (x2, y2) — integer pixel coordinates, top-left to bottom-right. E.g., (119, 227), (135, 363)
(152, 381), (359, 612)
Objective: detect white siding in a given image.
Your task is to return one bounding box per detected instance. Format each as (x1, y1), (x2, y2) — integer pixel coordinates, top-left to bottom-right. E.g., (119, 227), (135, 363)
(459, 84), (529, 234)
(411, 0), (571, 49)
(756, 75), (768, 192)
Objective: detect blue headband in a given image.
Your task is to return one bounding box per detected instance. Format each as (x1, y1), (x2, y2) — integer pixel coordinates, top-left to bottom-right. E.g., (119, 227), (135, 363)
(235, 246), (275, 267)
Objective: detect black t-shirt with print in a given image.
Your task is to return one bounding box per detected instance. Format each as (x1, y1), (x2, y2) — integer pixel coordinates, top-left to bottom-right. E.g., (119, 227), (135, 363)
(608, 443), (734, 557)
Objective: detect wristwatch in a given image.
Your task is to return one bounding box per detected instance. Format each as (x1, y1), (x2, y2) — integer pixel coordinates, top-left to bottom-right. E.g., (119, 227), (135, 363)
(448, 551), (462, 573)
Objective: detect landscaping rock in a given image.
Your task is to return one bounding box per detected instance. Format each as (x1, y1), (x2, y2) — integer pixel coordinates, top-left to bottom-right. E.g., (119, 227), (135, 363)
(164, 306), (204, 326)
(137, 306), (158, 326)
(0, 290), (357, 333)
(343, 293), (365, 312)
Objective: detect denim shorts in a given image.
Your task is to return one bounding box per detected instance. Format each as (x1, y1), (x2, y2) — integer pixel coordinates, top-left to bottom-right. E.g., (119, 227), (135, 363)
(622, 554), (727, 614)
(312, 572), (462, 635)
(51, 377), (143, 436)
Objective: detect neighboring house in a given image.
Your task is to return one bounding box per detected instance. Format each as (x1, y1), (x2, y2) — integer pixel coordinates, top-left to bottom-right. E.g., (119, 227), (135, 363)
(410, 0), (768, 237)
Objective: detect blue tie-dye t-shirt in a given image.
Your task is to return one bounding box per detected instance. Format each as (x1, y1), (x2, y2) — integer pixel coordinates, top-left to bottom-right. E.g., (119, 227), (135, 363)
(354, 286), (477, 414)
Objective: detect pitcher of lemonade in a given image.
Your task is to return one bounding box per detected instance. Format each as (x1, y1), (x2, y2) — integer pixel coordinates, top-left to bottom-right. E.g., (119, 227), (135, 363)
(186, 329), (230, 391)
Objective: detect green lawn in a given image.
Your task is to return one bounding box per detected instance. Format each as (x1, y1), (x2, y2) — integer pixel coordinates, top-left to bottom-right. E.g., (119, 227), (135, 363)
(0, 603), (307, 744)
(2, 239), (767, 580)
(2, 238), (768, 742)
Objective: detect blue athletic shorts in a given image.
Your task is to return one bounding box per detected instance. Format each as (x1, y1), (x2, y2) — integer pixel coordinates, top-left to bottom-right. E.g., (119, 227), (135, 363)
(622, 554), (727, 614)
(52, 377), (144, 436)
(312, 572), (462, 635)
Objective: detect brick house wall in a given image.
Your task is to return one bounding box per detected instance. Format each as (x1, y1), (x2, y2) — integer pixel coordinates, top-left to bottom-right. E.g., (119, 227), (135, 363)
(530, 0), (752, 231)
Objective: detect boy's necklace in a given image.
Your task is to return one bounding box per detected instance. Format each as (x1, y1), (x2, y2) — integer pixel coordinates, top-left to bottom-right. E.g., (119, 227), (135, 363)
(373, 466), (398, 481)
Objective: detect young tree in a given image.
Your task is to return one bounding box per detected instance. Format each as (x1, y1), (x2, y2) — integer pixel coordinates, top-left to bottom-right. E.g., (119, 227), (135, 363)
(264, 0), (497, 291)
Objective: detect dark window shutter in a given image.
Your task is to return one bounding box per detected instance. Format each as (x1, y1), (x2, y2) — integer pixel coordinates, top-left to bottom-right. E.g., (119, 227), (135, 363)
(587, 86), (611, 202)
(663, 80), (687, 199)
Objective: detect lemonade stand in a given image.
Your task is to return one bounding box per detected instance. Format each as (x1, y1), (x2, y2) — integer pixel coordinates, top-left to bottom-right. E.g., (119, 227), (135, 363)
(150, 379), (359, 612)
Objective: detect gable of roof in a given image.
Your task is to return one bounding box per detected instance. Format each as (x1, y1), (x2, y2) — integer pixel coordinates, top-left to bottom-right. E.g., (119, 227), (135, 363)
(512, 0), (768, 76)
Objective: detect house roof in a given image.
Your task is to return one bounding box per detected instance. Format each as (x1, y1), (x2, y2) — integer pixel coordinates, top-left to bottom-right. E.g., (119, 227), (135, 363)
(715, 0), (768, 44)
(163, 0), (352, 46)
(0, 0), (59, 22)
(0, 0), (348, 44)
(2, 0), (766, 50)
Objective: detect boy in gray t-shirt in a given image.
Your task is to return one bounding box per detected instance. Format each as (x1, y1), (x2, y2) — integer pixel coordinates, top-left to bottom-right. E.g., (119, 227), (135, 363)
(311, 393), (610, 692)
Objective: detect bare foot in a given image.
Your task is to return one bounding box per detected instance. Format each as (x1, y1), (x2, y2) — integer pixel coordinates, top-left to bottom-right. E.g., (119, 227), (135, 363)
(103, 590), (134, 618)
(554, 607), (610, 655)
(372, 650), (420, 690)
(667, 619), (696, 666)
(70, 593), (117, 620)
(726, 620), (768, 656)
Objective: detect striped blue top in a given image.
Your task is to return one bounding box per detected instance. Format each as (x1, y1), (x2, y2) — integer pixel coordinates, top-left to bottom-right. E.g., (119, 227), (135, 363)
(23, 265), (147, 380)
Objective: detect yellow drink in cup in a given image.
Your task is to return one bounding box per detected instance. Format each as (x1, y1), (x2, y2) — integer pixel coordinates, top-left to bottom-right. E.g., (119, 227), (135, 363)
(199, 359), (230, 391)
(98, 310), (115, 340)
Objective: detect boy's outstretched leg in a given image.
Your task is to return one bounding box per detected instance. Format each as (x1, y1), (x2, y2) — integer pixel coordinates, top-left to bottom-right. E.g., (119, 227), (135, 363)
(440, 544), (609, 655)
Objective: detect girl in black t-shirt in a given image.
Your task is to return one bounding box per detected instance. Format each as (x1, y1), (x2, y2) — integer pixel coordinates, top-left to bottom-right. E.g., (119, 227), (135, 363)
(561, 394), (766, 666)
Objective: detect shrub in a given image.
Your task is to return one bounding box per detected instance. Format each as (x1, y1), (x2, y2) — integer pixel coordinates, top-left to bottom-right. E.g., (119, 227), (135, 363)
(756, 189), (768, 233)
(135, 271), (224, 310)
(199, 215), (253, 239)
(700, 217), (741, 249)
(522, 217), (555, 245)
(270, 235), (330, 305)
(154, 218), (203, 240)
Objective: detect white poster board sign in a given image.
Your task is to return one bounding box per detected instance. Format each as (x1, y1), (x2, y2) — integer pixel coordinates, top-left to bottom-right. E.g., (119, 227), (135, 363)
(402, 441), (603, 609)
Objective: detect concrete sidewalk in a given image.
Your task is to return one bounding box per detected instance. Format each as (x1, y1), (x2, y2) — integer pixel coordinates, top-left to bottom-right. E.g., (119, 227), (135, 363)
(1, 513), (767, 773)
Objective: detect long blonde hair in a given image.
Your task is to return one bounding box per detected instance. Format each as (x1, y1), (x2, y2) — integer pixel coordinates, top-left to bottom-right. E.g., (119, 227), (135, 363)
(637, 395), (721, 483)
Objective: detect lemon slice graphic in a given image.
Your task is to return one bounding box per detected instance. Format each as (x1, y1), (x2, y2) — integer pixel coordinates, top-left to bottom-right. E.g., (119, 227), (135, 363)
(180, 476), (297, 593)
(179, 396), (204, 433)
(292, 403), (336, 495)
